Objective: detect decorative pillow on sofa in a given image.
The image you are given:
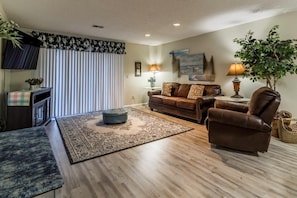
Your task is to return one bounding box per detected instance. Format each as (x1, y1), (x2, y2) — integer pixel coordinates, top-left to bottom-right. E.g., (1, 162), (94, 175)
(162, 83), (172, 96)
(187, 85), (205, 99)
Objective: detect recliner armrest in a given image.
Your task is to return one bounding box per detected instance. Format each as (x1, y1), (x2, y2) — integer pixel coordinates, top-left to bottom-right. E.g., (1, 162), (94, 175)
(208, 108), (271, 132)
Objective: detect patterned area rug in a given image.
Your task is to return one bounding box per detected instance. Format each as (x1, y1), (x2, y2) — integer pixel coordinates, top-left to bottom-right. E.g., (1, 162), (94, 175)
(56, 107), (192, 164)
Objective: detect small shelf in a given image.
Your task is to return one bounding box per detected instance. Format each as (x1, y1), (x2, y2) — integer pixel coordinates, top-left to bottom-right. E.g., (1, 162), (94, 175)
(6, 88), (52, 131)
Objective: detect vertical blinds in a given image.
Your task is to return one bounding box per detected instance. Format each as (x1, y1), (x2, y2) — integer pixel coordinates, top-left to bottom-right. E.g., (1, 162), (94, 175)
(36, 48), (124, 117)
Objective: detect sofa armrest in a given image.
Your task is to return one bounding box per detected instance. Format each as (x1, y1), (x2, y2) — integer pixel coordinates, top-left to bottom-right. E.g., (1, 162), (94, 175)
(148, 90), (161, 97)
(208, 108), (271, 132)
(196, 96), (215, 106)
(215, 100), (249, 113)
(195, 96), (216, 123)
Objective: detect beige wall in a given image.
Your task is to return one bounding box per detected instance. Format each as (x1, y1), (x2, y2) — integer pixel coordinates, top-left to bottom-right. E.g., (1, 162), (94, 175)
(158, 11), (297, 117)
(125, 11), (297, 117)
(123, 43), (174, 105)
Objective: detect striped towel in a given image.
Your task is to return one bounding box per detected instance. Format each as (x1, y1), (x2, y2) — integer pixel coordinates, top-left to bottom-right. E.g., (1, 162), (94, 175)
(7, 91), (31, 106)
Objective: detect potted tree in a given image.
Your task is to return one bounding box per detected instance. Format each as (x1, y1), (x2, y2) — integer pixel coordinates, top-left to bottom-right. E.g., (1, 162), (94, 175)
(233, 25), (297, 91)
(234, 25), (297, 138)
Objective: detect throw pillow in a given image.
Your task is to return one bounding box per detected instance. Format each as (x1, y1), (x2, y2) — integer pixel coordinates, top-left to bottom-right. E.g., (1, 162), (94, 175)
(162, 83), (172, 96)
(187, 85), (205, 99)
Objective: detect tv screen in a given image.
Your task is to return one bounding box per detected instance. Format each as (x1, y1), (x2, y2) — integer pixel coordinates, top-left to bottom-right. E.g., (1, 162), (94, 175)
(2, 30), (42, 70)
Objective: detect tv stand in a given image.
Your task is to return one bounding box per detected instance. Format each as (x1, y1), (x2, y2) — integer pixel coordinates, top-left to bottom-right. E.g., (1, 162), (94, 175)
(6, 88), (52, 131)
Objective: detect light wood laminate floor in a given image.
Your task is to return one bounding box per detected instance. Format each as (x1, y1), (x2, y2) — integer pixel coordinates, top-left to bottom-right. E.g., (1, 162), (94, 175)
(46, 106), (297, 198)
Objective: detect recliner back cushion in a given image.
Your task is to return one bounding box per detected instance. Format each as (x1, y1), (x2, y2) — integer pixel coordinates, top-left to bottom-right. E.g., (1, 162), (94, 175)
(248, 87), (281, 123)
(177, 84), (191, 98)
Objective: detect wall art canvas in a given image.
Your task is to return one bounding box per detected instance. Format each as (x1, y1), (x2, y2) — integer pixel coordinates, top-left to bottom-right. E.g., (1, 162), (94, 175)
(179, 53), (204, 75)
(179, 53), (215, 81)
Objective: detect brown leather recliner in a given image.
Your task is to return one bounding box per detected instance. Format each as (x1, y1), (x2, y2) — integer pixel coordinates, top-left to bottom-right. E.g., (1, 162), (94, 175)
(206, 87), (281, 153)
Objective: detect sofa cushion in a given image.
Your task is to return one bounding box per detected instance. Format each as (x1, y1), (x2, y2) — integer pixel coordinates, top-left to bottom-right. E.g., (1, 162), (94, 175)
(175, 98), (196, 110)
(177, 84), (191, 98)
(187, 85), (205, 99)
(162, 97), (180, 106)
(162, 83), (172, 96)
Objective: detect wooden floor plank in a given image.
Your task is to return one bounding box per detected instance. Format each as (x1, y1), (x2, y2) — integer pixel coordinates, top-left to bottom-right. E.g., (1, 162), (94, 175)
(45, 105), (297, 198)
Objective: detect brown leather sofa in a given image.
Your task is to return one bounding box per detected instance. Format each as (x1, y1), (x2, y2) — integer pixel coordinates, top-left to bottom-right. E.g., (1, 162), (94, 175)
(206, 87), (281, 153)
(148, 82), (222, 123)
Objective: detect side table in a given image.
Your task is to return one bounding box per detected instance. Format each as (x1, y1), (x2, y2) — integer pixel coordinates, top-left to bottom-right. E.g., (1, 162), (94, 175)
(144, 86), (162, 91)
(144, 87), (162, 106)
(214, 96), (250, 103)
(214, 96), (250, 108)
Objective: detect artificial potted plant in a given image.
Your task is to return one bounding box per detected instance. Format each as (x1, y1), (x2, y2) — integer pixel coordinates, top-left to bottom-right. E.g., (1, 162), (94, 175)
(234, 25), (297, 137)
(0, 15), (22, 47)
(25, 78), (44, 90)
(233, 25), (297, 91)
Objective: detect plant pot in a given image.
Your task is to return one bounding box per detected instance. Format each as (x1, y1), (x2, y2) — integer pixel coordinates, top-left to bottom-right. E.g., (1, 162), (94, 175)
(30, 85), (40, 90)
(271, 110), (292, 138)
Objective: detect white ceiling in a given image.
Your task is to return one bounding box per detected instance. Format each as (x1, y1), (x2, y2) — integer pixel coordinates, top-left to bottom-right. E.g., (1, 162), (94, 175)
(1, 0), (297, 46)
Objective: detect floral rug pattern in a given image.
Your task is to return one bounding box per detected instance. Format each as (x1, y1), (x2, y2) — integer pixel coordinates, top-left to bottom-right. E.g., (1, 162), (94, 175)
(56, 107), (192, 164)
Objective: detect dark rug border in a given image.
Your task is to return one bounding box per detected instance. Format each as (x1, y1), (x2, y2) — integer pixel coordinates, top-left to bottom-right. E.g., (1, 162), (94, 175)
(56, 107), (193, 164)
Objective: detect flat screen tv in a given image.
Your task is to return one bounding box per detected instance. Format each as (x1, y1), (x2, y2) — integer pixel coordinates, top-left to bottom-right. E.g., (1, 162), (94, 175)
(2, 30), (42, 70)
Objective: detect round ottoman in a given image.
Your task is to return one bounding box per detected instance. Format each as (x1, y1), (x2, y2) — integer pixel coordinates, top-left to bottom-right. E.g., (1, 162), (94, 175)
(102, 108), (128, 124)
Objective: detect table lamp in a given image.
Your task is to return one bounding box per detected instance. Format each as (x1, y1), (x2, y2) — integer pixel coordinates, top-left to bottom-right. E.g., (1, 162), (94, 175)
(227, 63), (245, 98)
(148, 64), (160, 88)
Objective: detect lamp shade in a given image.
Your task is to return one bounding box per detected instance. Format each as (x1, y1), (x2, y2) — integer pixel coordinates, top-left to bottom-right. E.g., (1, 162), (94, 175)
(227, 63), (244, 76)
(149, 64), (160, 72)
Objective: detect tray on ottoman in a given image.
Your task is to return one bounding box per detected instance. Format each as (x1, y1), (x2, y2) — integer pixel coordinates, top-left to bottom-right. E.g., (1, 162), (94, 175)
(102, 108), (128, 124)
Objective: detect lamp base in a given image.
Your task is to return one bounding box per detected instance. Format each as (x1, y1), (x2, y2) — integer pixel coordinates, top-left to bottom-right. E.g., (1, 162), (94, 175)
(231, 77), (243, 98)
(231, 94), (243, 98)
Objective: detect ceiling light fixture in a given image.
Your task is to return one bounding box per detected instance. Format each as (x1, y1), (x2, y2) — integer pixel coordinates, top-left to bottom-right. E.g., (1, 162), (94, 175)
(145, 33), (151, 37)
(92, 25), (104, 29)
(173, 23), (181, 27)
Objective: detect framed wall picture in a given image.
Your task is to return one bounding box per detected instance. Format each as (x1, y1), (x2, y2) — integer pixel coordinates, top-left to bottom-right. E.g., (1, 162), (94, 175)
(135, 61), (141, 77)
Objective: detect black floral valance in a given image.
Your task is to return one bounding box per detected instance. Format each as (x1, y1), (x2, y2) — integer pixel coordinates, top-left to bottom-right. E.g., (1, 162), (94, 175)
(31, 31), (126, 54)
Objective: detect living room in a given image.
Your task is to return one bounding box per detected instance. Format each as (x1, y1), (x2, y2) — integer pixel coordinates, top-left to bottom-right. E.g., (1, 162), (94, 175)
(1, 1), (297, 197)
(1, 7), (297, 117)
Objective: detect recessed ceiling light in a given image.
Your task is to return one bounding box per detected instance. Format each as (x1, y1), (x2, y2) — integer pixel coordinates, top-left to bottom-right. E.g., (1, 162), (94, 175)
(92, 25), (104, 29)
(173, 23), (181, 27)
(145, 33), (151, 37)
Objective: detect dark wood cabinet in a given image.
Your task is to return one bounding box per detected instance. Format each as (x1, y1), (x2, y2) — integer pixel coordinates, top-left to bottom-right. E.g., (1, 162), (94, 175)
(6, 88), (52, 131)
